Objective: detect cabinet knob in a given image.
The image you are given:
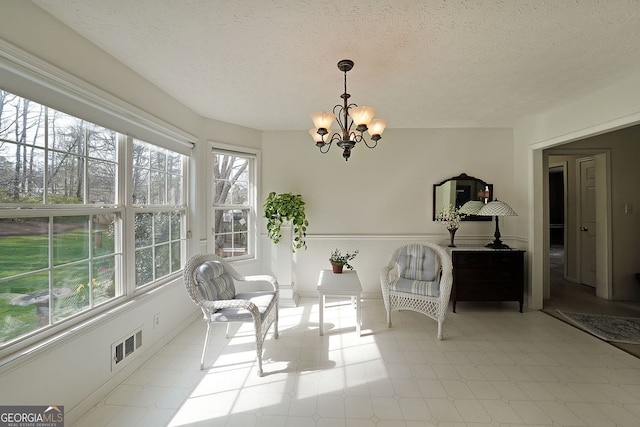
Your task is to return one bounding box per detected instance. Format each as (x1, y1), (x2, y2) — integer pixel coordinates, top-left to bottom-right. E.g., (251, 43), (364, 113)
(580, 226), (589, 231)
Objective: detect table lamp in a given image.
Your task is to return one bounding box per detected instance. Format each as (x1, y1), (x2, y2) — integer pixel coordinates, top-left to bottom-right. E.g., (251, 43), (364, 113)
(477, 200), (517, 249)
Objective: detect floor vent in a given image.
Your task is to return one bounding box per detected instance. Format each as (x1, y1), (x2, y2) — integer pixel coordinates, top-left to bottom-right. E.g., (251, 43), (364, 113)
(111, 326), (143, 371)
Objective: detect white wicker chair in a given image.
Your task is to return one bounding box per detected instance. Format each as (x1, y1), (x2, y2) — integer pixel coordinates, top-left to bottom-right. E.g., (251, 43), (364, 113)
(380, 242), (453, 339)
(183, 254), (279, 376)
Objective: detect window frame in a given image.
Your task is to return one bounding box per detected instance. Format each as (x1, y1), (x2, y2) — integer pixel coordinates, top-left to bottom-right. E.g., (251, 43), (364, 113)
(210, 144), (259, 262)
(0, 88), (189, 356)
(129, 137), (188, 290)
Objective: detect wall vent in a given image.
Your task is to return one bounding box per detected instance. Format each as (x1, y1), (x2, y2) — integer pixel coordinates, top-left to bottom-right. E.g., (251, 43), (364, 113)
(111, 326), (143, 371)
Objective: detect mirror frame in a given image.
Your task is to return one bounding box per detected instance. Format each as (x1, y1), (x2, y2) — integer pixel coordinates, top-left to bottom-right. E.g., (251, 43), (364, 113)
(433, 173), (493, 221)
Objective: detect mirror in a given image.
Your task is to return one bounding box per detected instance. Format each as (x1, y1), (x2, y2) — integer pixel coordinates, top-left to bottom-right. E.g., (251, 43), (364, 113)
(433, 173), (493, 221)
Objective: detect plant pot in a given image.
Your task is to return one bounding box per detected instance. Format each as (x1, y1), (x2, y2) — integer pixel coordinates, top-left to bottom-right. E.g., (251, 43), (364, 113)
(332, 263), (344, 274)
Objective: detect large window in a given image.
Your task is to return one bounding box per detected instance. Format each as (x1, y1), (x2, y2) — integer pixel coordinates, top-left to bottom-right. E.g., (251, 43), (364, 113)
(0, 89), (187, 349)
(212, 149), (255, 259)
(132, 140), (186, 287)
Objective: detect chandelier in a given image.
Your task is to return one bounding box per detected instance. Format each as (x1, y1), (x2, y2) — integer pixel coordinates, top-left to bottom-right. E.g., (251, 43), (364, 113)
(309, 59), (388, 161)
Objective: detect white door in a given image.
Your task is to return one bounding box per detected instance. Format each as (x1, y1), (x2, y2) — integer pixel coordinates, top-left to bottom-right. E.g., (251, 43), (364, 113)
(579, 157), (596, 287)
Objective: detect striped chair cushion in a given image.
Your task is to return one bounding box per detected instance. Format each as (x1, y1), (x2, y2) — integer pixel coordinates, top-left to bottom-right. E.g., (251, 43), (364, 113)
(390, 277), (440, 297)
(211, 291), (277, 322)
(195, 260), (236, 301)
(396, 244), (440, 281)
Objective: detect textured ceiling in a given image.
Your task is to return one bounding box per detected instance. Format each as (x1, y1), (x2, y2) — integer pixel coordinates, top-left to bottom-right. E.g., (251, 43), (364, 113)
(31, 0), (640, 131)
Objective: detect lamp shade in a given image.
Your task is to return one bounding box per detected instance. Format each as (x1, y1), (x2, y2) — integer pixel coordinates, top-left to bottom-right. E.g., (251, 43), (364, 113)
(349, 106), (376, 128)
(477, 200), (517, 217)
(310, 111), (336, 130)
(459, 200), (485, 216)
(367, 118), (388, 137)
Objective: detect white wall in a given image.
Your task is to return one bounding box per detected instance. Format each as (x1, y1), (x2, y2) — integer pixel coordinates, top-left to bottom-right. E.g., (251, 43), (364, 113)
(260, 128), (517, 297)
(514, 72), (640, 309)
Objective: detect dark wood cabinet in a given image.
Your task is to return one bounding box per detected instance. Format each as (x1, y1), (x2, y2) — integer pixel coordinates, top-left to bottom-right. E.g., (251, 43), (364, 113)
(451, 249), (525, 312)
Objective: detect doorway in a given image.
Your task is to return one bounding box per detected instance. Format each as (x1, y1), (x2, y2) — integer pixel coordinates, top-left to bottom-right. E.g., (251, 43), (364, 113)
(543, 150), (612, 311)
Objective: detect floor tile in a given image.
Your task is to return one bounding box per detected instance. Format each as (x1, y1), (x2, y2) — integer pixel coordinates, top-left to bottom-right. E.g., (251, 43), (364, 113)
(71, 297), (640, 427)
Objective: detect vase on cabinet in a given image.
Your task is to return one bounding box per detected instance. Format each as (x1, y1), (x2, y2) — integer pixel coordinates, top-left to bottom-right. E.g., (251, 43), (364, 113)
(448, 228), (458, 247)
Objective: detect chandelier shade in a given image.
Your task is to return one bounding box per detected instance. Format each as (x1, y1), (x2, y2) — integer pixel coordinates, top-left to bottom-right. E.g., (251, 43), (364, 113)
(310, 59), (387, 161)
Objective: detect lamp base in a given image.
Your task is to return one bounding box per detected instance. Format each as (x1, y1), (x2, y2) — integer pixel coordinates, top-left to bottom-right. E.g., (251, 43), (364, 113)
(486, 241), (510, 250)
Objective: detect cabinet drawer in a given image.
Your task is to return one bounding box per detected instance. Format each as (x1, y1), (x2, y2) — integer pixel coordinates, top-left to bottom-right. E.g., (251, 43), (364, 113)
(455, 267), (520, 283)
(454, 252), (491, 266)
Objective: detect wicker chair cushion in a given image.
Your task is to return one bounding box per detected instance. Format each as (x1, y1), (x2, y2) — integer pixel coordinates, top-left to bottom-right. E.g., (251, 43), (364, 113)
(195, 260), (236, 301)
(397, 244), (440, 281)
(390, 277), (440, 297)
(211, 291), (277, 322)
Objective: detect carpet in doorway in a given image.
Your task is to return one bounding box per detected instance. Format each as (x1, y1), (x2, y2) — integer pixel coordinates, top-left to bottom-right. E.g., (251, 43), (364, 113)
(557, 310), (640, 344)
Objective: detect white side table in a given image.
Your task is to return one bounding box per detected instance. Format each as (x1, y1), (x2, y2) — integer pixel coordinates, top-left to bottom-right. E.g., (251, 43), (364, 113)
(316, 269), (363, 336)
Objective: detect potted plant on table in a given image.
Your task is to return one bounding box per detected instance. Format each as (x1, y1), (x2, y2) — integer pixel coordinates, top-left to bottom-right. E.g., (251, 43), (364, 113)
(436, 203), (462, 247)
(329, 249), (359, 274)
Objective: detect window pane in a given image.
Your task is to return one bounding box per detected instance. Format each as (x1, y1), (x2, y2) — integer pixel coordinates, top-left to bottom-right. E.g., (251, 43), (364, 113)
(53, 216), (89, 266)
(135, 247), (153, 287)
(93, 213), (116, 255)
(134, 213), (153, 248)
(0, 217), (49, 278)
(0, 143), (45, 204)
(213, 154), (249, 206)
(154, 212), (170, 244)
(93, 259), (115, 305)
(154, 244), (170, 279)
(233, 209), (248, 231)
(170, 241), (181, 272)
(48, 151), (84, 204)
(87, 124), (117, 162)
(88, 159), (116, 204)
(170, 211), (181, 241)
(167, 151), (182, 174)
(150, 147), (166, 170)
(235, 232), (248, 256)
(0, 272), (49, 344)
(53, 264), (89, 321)
(0, 92), (46, 148)
(150, 171), (165, 204)
(214, 232), (233, 257)
(167, 174), (182, 204)
(132, 167), (149, 204)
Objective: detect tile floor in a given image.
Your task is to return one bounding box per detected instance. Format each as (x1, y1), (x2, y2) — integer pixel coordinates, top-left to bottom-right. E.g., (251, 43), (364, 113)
(73, 297), (640, 427)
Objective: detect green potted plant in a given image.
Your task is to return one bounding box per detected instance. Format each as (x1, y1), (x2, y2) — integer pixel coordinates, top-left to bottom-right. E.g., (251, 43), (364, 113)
(263, 192), (309, 253)
(329, 249), (359, 273)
